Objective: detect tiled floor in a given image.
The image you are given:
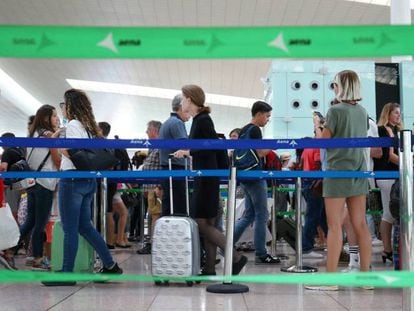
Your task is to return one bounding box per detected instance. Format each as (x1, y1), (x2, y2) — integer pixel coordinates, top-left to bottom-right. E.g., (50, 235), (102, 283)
(0, 243), (403, 311)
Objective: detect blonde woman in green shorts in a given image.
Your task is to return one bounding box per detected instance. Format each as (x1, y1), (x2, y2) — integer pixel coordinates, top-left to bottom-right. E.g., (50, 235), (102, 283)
(306, 70), (371, 291)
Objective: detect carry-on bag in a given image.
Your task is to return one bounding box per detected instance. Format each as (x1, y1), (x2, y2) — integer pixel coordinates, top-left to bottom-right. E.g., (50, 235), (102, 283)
(51, 221), (94, 273)
(151, 157), (200, 286)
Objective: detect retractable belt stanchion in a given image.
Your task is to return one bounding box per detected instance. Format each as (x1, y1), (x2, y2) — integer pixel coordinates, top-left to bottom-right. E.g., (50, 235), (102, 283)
(100, 177), (108, 241)
(207, 166), (249, 294)
(399, 130), (414, 311)
(281, 177), (317, 273)
(271, 184), (277, 256)
(271, 182), (289, 260)
(93, 189), (98, 228)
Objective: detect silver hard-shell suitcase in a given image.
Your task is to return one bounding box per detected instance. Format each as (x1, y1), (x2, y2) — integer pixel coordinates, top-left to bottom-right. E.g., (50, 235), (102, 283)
(151, 157), (200, 286)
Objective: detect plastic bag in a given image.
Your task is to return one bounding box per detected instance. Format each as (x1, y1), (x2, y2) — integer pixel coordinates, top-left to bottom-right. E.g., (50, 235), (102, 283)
(0, 204), (20, 251)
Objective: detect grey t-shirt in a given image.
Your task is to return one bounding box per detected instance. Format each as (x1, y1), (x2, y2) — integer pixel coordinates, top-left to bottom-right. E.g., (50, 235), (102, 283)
(159, 113), (188, 167)
(324, 103), (368, 172)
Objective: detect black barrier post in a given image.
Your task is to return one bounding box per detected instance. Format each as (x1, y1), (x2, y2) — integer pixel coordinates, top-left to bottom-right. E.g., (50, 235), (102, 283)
(281, 177), (317, 273)
(207, 166), (249, 294)
(270, 183), (289, 259)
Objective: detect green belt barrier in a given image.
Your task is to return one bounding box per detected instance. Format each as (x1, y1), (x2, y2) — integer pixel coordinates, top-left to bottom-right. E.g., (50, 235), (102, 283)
(1, 270), (414, 288)
(366, 210), (382, 216)
(1, 25), (414, 59)
(277, 188), (295, 193)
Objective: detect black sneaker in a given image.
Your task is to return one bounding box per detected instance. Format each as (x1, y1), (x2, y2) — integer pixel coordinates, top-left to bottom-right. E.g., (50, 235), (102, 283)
(99, 263), (123, 274)
(255, 254), (281, 265)
(232, 255), (248, 275)
(41, 270), (76, 286)
(136, 243), (151, 255)
(42, 280), (77, 286)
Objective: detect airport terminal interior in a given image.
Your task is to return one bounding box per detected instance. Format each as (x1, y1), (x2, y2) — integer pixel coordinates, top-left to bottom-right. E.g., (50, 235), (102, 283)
(0, 0), (413, 310)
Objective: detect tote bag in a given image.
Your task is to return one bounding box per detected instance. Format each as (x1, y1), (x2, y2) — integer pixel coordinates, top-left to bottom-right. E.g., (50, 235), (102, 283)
(0, 204), (20, 251)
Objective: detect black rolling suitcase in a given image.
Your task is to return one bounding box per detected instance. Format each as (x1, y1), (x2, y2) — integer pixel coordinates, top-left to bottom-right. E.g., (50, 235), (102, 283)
(276, 217), (296, 251)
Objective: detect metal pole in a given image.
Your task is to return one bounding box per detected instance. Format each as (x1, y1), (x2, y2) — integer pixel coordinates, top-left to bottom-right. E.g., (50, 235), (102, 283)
(101, 178), (108, 240)
(207, 166), (249, 293)
(271, 184), (277, 256)
(399, 130), (414, 311)
(223, 166), (237, 283)
(93, 191), (98, 228)
(281, 177), (317, 273)
(295, 177), (303, 268)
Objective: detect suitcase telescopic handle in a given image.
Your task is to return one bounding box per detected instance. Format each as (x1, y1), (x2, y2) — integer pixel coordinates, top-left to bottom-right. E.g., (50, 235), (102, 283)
(168, 154), (190, 217)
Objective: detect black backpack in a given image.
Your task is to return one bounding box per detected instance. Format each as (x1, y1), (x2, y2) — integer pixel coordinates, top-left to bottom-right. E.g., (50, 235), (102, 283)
(4, 148), (28, 185)
(113, 149), (132, 171)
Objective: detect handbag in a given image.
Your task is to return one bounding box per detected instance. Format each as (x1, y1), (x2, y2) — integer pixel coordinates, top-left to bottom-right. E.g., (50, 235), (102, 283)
(121, 192), (138, 208)
(68, 148), (118, 171)
(0, 203), (20, 251)
(68, 132), (118, 171)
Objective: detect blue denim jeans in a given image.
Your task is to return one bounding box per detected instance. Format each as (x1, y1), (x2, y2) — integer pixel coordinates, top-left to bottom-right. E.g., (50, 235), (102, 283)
(234, 180), (269, 257)
(20, 184), (54, 258)
(59, 178), (114, 272)
(302, 181), (327, 252)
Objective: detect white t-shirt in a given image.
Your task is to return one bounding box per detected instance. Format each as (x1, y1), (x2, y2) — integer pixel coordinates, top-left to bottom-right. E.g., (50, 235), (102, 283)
(60, 119), (89, 171)
(27, 134), (58, 191)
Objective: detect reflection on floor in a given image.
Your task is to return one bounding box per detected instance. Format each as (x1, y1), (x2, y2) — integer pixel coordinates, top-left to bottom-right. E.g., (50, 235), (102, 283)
(0, 241), (403, 311)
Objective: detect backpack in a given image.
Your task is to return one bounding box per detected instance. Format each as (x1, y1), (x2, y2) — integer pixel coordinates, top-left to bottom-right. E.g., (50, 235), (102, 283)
(233, 124), (260, 171)
(5, 147), (50, 189)
(4, 148), (28, 185)
(113, 149), (132, 171)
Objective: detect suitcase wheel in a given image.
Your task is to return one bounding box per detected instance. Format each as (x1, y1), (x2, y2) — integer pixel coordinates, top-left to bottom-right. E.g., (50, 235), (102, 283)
(186, 281), (194, 287)
(154, 281), (162, 286)
(163, 280), (169, 286)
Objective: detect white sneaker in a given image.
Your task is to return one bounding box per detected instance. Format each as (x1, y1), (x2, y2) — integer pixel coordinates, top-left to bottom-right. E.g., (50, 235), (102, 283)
(371, 237), (382, 246)
(341, 265), (360, 273)
(305, 285), (339, 291)
(343, 243), (349, 254)
(302, 251), (324, 259)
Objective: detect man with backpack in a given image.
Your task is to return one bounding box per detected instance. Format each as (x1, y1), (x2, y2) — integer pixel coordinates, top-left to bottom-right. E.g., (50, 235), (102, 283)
(233, 101), (281, 265)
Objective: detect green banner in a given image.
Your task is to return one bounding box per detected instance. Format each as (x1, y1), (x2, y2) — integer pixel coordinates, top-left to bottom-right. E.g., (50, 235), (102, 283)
(0, 25), (413, 59)
(1, 270), (414, 288)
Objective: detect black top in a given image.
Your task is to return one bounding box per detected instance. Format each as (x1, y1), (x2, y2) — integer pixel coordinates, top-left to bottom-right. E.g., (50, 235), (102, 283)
(189, 111), (220, 169)
(373, 125), (399, 172)
(189, 111), (221, 219)
(239, 123), (262, 140)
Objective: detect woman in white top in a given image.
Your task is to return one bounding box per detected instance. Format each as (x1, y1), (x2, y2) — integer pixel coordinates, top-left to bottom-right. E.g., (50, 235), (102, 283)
(57, 89), (122, 279)
(20, 104), (61, 269)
